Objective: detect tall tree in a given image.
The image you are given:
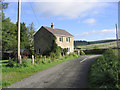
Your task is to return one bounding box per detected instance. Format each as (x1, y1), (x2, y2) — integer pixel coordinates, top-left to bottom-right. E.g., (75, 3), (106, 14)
(27, 22), (36, 54)
(20, 22), (30, 49)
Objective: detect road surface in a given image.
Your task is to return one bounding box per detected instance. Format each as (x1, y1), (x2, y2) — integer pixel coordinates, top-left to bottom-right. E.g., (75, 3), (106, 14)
(6, 55), (100, 88)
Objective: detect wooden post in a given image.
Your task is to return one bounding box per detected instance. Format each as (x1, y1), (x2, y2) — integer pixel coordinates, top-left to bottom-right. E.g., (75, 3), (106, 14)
(116, 24), (119, 58)
(44, 56), (46, 62)
(32, 55), (34, 65)
(116, 24), (119, 50)
(17, 0), (21, 64)
(78, 50), (80, 55)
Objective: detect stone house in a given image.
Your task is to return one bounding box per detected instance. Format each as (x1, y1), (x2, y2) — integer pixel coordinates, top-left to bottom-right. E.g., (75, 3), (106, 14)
(34, 23), (74, 55)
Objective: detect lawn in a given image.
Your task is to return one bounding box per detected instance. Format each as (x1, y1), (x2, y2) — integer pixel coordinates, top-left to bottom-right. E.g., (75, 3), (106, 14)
(1, 54), (81, 88)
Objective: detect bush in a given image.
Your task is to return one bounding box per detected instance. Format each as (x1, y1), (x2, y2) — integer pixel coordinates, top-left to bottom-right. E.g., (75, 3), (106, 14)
(81, 50), (85, 55)
(63, 48), (68, 56)
(21, 59), (31, 67)
(6, 59), (17, 67)
(50, 52), (56, 61)
(88, 48), (120, 89)
(73, 53), (78, 57)
(35, 54), (42, 64)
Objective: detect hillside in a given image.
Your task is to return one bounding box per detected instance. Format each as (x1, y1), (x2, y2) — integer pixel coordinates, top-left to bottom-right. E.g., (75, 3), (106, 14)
(74, 39), (117, 50)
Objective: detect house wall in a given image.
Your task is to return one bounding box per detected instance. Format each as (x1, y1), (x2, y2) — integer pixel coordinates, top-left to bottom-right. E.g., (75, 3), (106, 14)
(56, 36), (74, 53)
(34, 27), (54, 54)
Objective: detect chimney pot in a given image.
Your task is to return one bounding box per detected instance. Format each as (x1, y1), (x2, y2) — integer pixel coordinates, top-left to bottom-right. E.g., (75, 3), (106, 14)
(51, 23), (54, 29)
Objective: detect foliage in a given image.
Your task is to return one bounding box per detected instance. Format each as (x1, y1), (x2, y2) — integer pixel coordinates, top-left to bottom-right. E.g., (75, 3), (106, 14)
(49, 52), (56, 61)
(72, 53), (79, 57)
(81, 50), (85, 55)
(88, 49), (120, 89)
(27, 22), (36, 55)
(21, 58), (31, 67)
(6, 59), (17, 67)
(63, 48), (68, 56)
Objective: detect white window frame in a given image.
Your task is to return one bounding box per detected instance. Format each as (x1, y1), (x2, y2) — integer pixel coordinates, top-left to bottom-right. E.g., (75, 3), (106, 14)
(59, 37), (63, 42)
(66, 37), (70, 43)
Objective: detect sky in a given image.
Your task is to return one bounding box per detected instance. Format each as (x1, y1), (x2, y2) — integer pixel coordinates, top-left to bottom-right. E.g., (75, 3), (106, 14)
(3, 0), (119, 41)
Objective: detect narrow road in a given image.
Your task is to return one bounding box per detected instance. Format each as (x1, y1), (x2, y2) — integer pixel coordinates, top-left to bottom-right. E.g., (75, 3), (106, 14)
(7, 55), (100, 88)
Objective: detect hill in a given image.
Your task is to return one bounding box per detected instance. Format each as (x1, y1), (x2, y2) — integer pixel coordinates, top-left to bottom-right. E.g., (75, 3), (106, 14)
(74, 39), (118, 50)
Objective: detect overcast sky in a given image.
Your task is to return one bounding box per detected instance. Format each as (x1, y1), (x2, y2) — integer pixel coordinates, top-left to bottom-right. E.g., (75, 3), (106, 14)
(4, 0), (119, 41)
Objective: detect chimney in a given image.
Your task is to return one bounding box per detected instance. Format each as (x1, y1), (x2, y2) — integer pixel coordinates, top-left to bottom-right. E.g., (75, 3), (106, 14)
(51, 23), (54, 29)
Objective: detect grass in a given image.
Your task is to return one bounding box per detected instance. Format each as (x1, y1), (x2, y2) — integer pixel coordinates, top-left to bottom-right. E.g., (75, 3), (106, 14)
(77, 41), (117, 50)
(1, 54), (81, 88)
(88, 49), (120, 89)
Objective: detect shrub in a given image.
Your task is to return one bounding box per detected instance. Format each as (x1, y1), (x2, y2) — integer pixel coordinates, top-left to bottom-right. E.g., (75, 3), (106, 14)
(88, 48), (120, 89)
(63, 48), (68, 56)
(35, 54), (41, 64)
(81, 50), (85, 55)
(73, 53), (78, 57)
(6, 59), (17, 67)
(21, 59), (31, 67)
(50, 52), (56, 61)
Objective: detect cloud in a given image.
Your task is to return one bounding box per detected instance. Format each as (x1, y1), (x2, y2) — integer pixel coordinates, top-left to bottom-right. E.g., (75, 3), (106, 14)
(32, 2), (108, 19)
(75, 29), (115, 37)
(83, 18), (96, 25)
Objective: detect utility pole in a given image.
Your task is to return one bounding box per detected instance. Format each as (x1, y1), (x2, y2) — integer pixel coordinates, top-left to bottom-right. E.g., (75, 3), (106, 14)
(116, 24), (119, 50)
(17, 0), (21, 64)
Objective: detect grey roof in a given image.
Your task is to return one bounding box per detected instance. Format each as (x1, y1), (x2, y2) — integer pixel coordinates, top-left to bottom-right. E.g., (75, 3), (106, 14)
(42, 26), (73, 37)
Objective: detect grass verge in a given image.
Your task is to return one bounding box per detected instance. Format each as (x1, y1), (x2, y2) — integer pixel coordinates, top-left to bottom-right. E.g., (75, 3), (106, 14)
(2, 55), (81, 88)
(88, 49), (120, 89)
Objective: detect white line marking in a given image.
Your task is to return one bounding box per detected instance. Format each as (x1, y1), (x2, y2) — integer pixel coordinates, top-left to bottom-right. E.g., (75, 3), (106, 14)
(80, 58), (87, 63)
(80, 56), (97, 63)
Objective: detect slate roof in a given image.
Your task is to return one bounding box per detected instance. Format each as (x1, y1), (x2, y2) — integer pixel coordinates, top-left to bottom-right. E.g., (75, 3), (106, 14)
(42, 26), (73, 37)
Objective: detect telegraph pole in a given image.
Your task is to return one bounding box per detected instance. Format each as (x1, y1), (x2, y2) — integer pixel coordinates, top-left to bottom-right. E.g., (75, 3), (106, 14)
(116, 24), (119, 50)
(17, 0), (21, 64)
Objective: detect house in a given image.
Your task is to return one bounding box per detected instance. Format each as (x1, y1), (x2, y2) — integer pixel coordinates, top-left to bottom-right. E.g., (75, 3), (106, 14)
(34, 23), (74, 55)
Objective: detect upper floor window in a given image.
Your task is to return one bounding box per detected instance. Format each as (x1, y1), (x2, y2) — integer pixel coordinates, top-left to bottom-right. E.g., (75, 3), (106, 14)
(59, 37), (63, 42)
(66, 37), (70, 43)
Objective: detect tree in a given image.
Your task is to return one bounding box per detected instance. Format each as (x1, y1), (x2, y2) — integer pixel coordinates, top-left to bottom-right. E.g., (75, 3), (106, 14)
(20, 22), (30, 49)
(27, 22), (36, 55)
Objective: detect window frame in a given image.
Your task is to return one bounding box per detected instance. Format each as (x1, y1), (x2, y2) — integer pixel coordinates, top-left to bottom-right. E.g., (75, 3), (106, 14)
(59, 37), (63, 42)
(66, 37), (70, 43)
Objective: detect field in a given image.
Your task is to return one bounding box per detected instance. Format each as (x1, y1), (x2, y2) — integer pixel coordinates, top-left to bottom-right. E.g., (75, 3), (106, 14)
(76, 41), (117, 50)
(1, 54), (80, 88)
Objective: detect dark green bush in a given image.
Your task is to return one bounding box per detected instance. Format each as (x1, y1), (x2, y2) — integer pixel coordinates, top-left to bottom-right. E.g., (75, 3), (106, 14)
(6, 59), (17, 67)
(88, 48), (120, 89)
(21, 59), (31, 67)
(50, 52), (56, 61)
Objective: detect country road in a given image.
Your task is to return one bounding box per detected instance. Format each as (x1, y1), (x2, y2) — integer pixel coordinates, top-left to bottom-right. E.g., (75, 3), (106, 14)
(6, 55), (100, 88)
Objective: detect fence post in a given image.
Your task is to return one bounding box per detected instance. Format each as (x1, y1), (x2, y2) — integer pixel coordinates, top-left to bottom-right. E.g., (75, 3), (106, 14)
(44, 56), (46, 62)
(20, 55), (21, 64)
(32, 55), (34, 65)
(78, 50), (80, 55)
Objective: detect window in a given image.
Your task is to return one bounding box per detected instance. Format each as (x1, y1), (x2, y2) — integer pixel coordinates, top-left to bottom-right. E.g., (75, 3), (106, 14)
(66, 37), (70, 43)
(59, 37), (63, 42)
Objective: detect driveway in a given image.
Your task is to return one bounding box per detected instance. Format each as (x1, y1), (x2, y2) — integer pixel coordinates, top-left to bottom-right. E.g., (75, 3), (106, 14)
(6, 55), (100, 88)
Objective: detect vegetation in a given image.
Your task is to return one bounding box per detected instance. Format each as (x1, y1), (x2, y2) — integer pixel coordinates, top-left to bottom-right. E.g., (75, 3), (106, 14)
(1, 53), (81, 88)
(76, 41), (117, 50)
(88, 49), (120, 89)
(2, 1), (36, 59)
(74, 39), (117, 47)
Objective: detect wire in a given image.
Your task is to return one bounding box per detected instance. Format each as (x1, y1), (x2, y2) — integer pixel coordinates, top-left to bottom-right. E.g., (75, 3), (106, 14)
(29, 1), (40, 25)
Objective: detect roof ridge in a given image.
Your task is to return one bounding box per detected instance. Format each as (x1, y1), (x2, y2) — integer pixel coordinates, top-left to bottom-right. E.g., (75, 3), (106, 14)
(42, 26), (73, 37)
